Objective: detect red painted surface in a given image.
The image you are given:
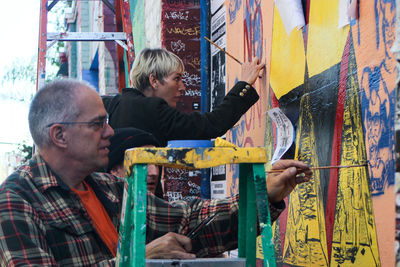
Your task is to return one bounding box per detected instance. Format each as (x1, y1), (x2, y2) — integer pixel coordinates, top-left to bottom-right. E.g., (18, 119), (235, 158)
(115, 0), (126, 92)
(120, 0), (135, 74)
(325, 34), (350, 263)
(36, 0), (48, 91)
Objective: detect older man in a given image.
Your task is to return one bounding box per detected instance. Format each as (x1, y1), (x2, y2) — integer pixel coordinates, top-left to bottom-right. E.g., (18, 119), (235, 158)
(0, 79), (311, 266)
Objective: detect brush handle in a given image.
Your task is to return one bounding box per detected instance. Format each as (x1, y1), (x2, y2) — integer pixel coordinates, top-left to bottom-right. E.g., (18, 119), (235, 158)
(204, 36), (243, 65)
(265, 164), (367, 174)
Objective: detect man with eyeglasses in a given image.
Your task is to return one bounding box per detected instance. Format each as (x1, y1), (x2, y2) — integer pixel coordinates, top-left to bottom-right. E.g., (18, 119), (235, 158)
(0, 78), (312, 266)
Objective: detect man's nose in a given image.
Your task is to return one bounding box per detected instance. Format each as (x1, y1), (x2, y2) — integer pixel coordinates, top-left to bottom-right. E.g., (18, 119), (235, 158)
(103, 123), (114, 139)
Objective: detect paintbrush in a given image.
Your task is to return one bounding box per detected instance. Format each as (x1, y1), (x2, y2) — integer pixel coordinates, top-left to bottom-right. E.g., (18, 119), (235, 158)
(204, 36), (243, 65)
(204, 36), (263, 79)
(186, 212), (219, 240)
(265, 163), (368, 174)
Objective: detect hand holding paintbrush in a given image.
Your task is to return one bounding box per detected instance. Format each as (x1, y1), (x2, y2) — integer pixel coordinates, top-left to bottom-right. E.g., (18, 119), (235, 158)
(186, 212), (219, 240)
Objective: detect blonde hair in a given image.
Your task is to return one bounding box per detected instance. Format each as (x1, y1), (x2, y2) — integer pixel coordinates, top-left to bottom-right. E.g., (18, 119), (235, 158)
(129, 48), (184, 92)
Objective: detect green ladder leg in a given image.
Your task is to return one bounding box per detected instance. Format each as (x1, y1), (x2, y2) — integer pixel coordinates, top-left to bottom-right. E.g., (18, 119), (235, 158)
(238, 163), (257, 267)
(116, 164), (147, 267)
(238, 163), (276, 267)
(253, 163), (276, 267)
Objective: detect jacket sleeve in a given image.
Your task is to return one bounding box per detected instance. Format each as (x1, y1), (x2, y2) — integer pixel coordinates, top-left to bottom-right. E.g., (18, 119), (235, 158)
(156, 81), (259, 141)
(145, 193), (284, 258)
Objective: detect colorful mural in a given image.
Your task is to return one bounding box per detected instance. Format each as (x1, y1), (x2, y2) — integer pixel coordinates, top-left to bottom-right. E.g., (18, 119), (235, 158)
(222, 0), (396, 266)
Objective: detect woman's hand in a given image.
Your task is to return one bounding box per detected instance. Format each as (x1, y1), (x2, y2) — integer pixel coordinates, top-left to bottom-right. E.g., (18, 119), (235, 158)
(240, 57), (265, 85)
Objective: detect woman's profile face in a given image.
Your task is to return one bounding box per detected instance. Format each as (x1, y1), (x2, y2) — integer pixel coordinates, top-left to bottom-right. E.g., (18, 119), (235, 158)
(154, 70), (186, 108)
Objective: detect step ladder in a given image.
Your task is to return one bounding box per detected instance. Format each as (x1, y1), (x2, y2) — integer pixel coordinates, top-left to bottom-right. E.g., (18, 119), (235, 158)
(116, 145), (277, 267)
(36, 0), (135, 92)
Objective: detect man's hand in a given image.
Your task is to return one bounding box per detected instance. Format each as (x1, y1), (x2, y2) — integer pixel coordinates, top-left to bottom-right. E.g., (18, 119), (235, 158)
(241, 57), (265, 85)
(266, 160), (312, 203)
(146, 232), (196, 259)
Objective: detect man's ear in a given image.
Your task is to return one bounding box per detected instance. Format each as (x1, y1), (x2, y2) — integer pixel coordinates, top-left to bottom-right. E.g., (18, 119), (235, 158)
(49, 125), (68, 148)
(149, 74), (158, 90)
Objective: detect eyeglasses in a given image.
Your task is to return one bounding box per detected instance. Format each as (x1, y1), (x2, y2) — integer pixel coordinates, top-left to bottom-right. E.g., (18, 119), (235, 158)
(46, 114), (109, 131)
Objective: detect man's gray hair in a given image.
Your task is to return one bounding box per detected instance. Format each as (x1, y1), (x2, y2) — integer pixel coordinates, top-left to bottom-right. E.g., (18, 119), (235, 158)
(130, 48), (184, 92)
(28, 79), (93, 148)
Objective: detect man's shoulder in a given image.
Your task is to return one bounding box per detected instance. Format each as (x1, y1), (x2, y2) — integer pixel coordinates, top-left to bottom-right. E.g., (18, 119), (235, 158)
(89, 172), (124, 190)
(0, 163), (40, 208)
(87, 172), (125, 202)
(90, 172), (123, 184)
(0, 162), (34, 191)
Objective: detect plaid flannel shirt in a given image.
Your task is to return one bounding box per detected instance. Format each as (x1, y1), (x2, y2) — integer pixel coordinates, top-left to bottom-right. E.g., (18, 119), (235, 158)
(0, 154), (284, 266)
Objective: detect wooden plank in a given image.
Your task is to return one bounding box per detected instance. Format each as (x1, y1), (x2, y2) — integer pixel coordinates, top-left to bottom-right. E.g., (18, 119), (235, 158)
(47, 32), (127, 41)
(124, 147), (267, 173)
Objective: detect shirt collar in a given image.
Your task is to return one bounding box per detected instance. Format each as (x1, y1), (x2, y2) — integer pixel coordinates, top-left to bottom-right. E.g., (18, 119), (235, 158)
(29, 154), (69, 193)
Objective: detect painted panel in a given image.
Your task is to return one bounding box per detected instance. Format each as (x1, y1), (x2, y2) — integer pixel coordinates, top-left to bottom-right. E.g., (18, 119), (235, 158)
(352, 1), (396, 266)
(225, 0), (274, 197)
(269, 5), (306, 100)
(282, 72), (328, 266)
(222, 0), (396, 266)
(226, 0), (244, 197)
(330, 38), (380, 266)
(307, 0), (349, 77)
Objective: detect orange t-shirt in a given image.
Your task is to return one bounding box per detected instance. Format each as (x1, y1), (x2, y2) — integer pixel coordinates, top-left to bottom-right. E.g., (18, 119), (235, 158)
(72, 181), (119, 256)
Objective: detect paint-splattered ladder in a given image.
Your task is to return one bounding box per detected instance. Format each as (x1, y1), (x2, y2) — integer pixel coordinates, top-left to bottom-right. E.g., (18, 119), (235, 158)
(116, 145), (277, 267)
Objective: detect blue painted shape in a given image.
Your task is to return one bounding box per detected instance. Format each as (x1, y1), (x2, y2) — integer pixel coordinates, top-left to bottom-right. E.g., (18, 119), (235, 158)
(167, 140), (213, 148)
(228, 0), (242, 24)
(90, 50), (99, 70)
(361, 66), (395, 196)
(82, 69), (99, 92)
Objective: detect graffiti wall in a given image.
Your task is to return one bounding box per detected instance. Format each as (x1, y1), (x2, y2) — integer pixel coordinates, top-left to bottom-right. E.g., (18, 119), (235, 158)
(161, 0), (204, 201)
(222, 0), (397, 266)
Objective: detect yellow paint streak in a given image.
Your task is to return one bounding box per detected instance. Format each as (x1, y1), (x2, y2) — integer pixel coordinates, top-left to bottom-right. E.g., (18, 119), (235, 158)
(270, 5), (306, 100)
(283, 91), (328, 266)
(214, 137), (238, 148)
(124, 147), (267, 176)
(331, 57), (380, 266)
(307, 0), (349, 77)
(256, 235), (264, 259)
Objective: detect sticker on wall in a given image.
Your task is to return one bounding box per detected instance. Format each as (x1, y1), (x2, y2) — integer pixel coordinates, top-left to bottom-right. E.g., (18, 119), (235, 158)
(267, 108), (294, 164)
(274, 0), (305, 35)
(211, 0), (225, 15)
(338, 0), (357, 28)
(210, 6), (227, 111)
